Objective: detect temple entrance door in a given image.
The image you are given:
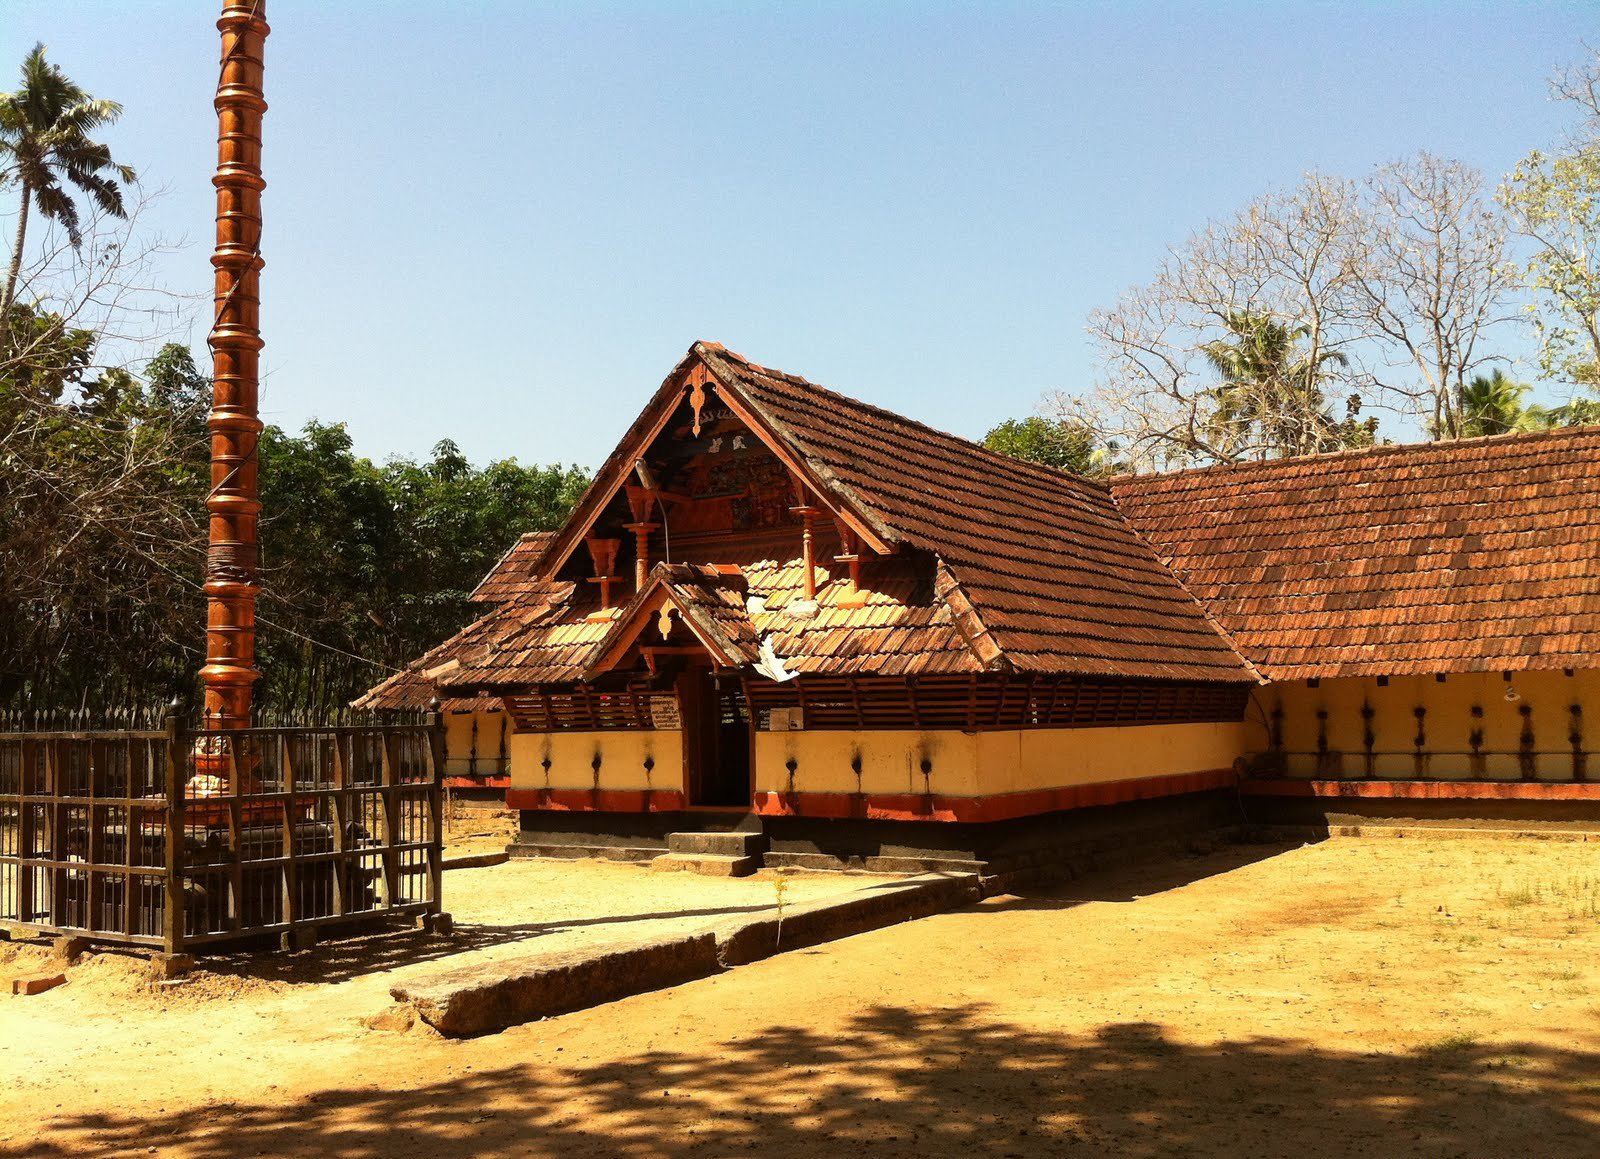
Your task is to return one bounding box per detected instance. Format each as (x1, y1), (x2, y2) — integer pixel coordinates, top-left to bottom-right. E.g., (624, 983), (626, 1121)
(679, 668), (752, 807)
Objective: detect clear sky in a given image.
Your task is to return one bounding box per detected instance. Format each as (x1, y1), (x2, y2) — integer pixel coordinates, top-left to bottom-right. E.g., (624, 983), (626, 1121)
(3, 2), (1594, 470)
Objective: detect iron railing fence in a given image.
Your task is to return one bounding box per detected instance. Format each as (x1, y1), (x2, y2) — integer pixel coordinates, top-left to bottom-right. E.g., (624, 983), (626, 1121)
(0, 714), (444, 956)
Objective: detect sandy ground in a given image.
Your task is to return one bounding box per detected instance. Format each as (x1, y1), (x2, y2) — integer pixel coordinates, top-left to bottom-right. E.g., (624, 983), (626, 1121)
(4, 836), (1600, 1157)
(441, 802), (519, 859)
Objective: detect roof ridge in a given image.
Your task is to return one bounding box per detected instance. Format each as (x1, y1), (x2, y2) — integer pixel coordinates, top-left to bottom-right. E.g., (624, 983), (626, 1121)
(1112, 509), (1262, 684)
(1111, 423), (1600, 488)
(695, 340), (1115, 498)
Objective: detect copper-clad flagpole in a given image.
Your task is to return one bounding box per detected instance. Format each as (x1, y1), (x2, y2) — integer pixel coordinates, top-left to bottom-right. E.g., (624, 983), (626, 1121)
(203, 0), (269, 730)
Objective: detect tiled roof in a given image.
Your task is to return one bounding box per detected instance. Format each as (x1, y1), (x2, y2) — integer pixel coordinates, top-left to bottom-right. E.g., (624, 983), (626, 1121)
(1111, 426), (1600, 680)
(362, 340), (1258, 708)
(587, 563), (763, 677)
(351, 662), (500, 714)
(697, 343), (1255, 682)
(357, 550), (983, 709)
(470, 531), (558, 603)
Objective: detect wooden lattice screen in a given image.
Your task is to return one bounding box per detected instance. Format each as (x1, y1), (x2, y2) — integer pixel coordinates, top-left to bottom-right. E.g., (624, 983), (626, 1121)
(502, 674), (1250, 732)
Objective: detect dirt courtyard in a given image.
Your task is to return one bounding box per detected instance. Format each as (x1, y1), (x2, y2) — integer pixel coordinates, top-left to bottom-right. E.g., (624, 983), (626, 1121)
(4, 836), (1600, 1157)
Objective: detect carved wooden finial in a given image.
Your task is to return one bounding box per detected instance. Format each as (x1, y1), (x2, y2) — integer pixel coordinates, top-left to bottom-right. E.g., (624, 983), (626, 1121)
(687, 365), (711, 436)
(657, 604), (675, 640)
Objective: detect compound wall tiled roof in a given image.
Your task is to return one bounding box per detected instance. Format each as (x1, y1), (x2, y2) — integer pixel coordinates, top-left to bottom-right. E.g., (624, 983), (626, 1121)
(1111, 426), (1600, 680)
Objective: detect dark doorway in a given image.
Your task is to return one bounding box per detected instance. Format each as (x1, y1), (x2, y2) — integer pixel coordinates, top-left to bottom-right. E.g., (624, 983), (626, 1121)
(679, 668), (752, 807)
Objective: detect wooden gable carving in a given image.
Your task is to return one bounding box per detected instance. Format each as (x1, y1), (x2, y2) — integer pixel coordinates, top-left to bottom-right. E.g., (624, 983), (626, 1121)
(538, 349), (894, 583)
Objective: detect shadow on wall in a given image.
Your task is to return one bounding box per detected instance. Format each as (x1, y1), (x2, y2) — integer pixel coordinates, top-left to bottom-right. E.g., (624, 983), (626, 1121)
(21, 1005), (1600, 1158)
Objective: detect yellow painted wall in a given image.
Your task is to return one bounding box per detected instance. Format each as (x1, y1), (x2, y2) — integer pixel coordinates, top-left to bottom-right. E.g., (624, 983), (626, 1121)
(754, 721), (1248, 798)
(507, 728), (685, 794)
(442, 711), (511, 777)
(1251, 669), (1598, 781)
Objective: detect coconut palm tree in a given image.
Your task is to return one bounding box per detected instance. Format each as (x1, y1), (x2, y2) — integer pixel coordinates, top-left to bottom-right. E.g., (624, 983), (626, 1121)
(0, 43), (136, 346)
(1454, 369), (1532, 438)
(1201, 311), (1358, 458)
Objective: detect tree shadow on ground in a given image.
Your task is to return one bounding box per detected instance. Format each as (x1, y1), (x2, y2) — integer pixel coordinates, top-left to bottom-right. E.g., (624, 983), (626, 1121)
(21, 1004), (1600, 1158)
(210, 841), (1293, 984)
(981, 838), (1303, 912)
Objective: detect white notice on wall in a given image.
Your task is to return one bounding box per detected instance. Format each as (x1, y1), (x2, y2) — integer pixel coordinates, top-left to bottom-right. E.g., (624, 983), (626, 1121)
(766, 707), (805, 731)
(651, 697), (682, 730)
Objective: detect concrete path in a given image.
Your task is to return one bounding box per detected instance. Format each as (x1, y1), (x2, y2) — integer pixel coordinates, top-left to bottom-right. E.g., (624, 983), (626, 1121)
(392, 872), (980, 1036)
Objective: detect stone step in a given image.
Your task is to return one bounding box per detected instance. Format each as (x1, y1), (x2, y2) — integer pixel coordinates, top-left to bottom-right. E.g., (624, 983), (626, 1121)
(650, 852), (761, 878)
(667, 830), (768, 858)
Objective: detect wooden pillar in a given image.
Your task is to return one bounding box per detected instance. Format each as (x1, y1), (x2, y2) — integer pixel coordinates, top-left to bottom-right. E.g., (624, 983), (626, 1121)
(799, 510), (818, 601)
(585, 536), (623, 617)
(161, 703), (187, 956)
(203, 0), (269, 731)
(624, 484), (660, 592)
(788, 473), (820, 606)
(427, 700), (447, 921)
(834, 522), (867, 609)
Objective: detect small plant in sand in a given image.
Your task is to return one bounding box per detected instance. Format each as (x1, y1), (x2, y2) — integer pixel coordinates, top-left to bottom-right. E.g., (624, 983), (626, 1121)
(1495, 880), (1540, 909)
(1417, 1031), (1480, 1060)
(773, 869), (792, 946)
(1550, 876), (1600, 921)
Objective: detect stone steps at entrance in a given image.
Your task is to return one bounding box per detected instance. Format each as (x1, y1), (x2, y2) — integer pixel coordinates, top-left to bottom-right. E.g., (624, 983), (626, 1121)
(650, 852), (761, 877)
(667, 830), (768, 858)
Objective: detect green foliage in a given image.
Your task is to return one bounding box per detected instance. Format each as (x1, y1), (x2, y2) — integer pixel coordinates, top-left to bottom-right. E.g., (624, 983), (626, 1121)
(0, 42), (135, 247)
(1445, 369), (1600, 438)
(0, 299), (93, 398)
(1500, 145), (1600, 391)
(981, 416), (1103, 473)
(0, 333), (591, 714)
(1200, 311), (1377, 458)
(1455, 370), (1533, 438)
(255, 423), (589, 713)
(1, 322), (207, 708)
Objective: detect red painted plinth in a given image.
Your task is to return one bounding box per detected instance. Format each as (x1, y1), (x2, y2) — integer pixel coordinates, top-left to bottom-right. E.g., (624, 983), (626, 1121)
(505, 788), (687, 813)
(444, 776), (511, 790)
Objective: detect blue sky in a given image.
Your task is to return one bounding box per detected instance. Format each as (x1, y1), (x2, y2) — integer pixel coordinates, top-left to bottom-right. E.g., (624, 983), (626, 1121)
(3, 2), (1593, 469)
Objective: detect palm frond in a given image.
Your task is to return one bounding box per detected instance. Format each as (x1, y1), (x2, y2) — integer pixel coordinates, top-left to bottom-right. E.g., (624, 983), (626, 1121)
(0, 43), (133, 254)
(30, 181), (82, 245)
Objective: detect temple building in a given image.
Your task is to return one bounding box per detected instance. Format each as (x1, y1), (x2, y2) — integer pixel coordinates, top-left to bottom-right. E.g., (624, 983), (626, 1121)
(361, 342), (1600, 875)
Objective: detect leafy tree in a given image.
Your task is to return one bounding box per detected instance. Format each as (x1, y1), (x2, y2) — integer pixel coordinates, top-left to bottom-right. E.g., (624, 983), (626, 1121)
(0, 298), (92, 398)
(1522, 396), (1600, 430)
(0, 322), (204, 708)
(144, 342), (210, 417)
(982, 416), (1103, 473)
(252, 424), (590, 716)
(1499, 46), (1600, 397)
(1454, 370), (1533, 437)
(1199, 311), (1376, 458)
(1, 331), (592, 715)
(1501, 145), (1600, 391)
(0, 44), (136, 348)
